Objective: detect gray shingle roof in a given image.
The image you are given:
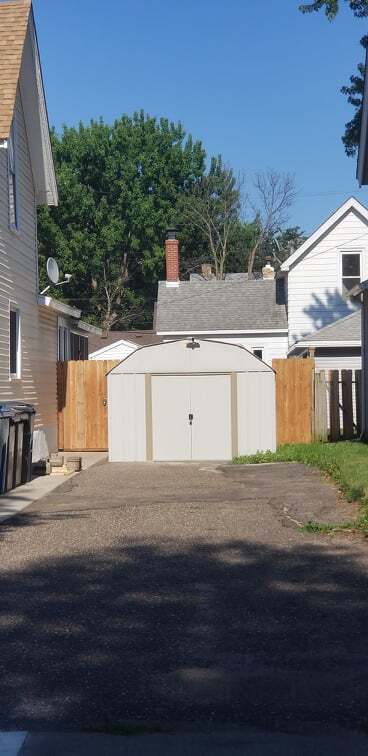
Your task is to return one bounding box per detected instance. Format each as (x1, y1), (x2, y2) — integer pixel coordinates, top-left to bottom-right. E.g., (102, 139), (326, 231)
(156, 279), (287, 332)
(299, 310), (361, 343)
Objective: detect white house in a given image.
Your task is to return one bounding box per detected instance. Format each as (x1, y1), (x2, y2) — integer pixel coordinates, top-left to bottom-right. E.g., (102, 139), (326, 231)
(0, 0), (100, 460)
(89, 330), (162, 361)
(282, 196), (368, 372)
(155, 230), (288, 365)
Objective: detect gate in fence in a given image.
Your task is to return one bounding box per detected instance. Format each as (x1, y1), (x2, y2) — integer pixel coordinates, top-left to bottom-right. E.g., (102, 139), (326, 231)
(57, 360), (119, 451)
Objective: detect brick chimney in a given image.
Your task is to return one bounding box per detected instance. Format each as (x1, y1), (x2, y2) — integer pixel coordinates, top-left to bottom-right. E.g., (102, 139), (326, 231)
(165, 227), (179, 286)
(262, 257), (275, 280)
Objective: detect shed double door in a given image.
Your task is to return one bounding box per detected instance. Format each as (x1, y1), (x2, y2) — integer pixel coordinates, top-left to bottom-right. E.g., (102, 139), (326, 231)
(151, 374), (232, 461)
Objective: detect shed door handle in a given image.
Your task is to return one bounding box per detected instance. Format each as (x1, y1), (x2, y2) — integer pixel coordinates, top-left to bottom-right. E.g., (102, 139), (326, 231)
(189, 413), (193, 425)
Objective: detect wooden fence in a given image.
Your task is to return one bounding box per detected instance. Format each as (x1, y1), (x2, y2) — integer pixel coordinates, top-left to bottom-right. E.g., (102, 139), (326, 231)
(57, 360), (118, 451)
(314, 369), (362, 442)
(273, 358), (362, 444)
(272, 358), (315, 445)
(57, 358), (361, 453)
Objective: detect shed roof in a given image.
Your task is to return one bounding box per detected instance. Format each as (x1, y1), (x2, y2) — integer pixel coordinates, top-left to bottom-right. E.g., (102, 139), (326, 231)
(89, 330), (162, 354)
(109, 337), (274, 375)
(156, 279), (287, 333)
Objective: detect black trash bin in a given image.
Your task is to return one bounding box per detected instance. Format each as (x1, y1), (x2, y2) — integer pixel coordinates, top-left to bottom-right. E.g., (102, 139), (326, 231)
(1, 402), (35, 492)
(12, 403), (35, 485)
(0, 405), (16, 494)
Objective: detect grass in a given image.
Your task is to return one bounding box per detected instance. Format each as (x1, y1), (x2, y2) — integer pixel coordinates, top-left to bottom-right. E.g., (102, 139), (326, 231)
(234, 441), (368, 535)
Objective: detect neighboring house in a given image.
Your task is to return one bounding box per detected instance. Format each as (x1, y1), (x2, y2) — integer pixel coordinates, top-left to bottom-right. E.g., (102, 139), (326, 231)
(288, 310), (361, 372)
(280, 196), (368, 372)
(282, 197), (367, 344)
(0, 0), (100, 461)
(155, 231), (288, 365)
(89, 330), (162, 361)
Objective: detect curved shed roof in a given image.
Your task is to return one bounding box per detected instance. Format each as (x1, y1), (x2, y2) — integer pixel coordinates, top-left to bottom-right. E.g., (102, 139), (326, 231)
(108, 338), (274, 375)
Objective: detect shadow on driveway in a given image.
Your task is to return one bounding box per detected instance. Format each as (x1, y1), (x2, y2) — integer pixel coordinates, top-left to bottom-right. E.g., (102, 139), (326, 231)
(0, 533), (367, 733)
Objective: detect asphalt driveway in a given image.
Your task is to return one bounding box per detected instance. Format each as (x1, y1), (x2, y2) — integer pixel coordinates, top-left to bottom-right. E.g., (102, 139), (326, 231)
(0, 460), (367, 736)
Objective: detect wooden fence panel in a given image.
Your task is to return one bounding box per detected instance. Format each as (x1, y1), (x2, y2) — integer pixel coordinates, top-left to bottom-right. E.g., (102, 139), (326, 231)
(341, 370), (354, 440)
(57, 360), (119, 451)
(356, 370), (362, 437)
(314, 371), (328, 442)
(329, 370), (340, 441)
(272, 358), (314, 445)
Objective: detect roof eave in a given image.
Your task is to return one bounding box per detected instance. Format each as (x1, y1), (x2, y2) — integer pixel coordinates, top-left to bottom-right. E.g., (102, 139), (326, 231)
(357, 48), (368, 186)
(281, 196), (368, 272)
(37, 295), (81, 319)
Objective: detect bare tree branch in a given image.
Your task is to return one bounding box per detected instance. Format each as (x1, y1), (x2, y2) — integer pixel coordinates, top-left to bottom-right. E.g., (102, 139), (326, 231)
(247, 170), (296, 277)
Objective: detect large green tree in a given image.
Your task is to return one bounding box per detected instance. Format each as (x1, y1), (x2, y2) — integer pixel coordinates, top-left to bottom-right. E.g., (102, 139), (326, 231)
(299, 0), (368, 156)
(38, 112), (205, 329)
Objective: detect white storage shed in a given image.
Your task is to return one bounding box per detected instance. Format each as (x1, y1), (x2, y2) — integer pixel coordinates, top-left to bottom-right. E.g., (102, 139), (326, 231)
(108, 338), (276, 462)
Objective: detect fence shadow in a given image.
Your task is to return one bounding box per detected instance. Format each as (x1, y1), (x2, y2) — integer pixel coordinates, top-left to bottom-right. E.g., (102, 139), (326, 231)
(0, 536), (367, 733)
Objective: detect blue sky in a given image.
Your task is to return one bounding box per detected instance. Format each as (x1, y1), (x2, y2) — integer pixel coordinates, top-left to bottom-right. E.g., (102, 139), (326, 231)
(33, 0), (367, 234)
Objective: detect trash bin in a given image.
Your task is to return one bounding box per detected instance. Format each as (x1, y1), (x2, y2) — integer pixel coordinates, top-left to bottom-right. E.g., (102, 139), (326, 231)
(0, 405), (16, 494)
(1, 402), (35, 492)
(12, 403), (35, 485)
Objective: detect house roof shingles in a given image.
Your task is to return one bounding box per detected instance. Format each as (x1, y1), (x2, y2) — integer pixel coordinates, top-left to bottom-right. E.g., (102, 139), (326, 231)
(299, 310), (361, 344)
(0, 0), (31, 140)
(88, 330), (162, 354)
(156, 279), (288, 333)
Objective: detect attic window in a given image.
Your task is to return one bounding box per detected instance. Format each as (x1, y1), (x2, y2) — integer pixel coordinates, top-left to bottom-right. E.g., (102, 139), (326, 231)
(341, 253), (360, 296)
(8, 120), (18, 230)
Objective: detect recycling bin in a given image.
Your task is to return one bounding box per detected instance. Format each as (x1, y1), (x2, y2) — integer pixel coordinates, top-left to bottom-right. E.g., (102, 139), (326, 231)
(2, 403), (35, 492)
(0, 405), (16, 494)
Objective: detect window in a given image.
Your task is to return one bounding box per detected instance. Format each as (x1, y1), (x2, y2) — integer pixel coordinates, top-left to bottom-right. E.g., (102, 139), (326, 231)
(341, 253), (361, 296)
(8, 120), (18, 230)
(253, 349), (263, 360)
(9, 308), (20, 378)
(70, 332), (88, 360)
(58, 326), (70, 360)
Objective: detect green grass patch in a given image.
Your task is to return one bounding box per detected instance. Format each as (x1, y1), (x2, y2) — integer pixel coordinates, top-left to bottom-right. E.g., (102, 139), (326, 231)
(234, 441), (368, 534)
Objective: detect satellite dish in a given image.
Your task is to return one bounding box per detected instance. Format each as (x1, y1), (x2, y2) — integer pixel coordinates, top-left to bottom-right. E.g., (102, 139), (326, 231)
(46, 257), (60, 285)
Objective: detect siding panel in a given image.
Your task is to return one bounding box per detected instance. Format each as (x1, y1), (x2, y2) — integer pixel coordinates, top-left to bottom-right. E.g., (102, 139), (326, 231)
(0, 90), (58, 458)
(288, 209), (368, 344)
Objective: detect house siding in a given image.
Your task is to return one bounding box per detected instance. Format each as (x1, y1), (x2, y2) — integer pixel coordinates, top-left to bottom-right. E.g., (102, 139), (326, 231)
(287, 209), (368, 344)
(314, 348), (361, 373)
(0, 89), (58, 457)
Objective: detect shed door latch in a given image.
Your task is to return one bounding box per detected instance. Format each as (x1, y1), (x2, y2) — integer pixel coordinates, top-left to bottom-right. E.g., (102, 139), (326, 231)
(189, 413), (194, 425)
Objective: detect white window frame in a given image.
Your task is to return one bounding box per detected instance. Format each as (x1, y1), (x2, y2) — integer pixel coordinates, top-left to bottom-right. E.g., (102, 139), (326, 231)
(7, 119), (19, 232)
(340, 250), (362, 297)
(9, 305), (21, 380)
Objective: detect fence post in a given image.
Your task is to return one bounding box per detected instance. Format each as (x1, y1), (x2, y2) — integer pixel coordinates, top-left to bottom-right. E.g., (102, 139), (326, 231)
(314, 371), (328, 441)
(341, 370), (354, 439)
(356, 369), (362, 438)
(329, 370), (340, 441)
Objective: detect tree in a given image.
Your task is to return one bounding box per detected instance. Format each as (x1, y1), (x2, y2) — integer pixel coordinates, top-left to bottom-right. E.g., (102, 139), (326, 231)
(299, 0), (368, 19)
(178, 157), (241, 280)
(38, 113), (206, 329)
(341, 35), (368, 156)
(299, 0), (368, 156)
(247, 170), (296, 277)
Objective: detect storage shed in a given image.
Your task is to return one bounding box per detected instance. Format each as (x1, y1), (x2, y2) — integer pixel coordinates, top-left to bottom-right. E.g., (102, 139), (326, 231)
(108, 338), (276, 462)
